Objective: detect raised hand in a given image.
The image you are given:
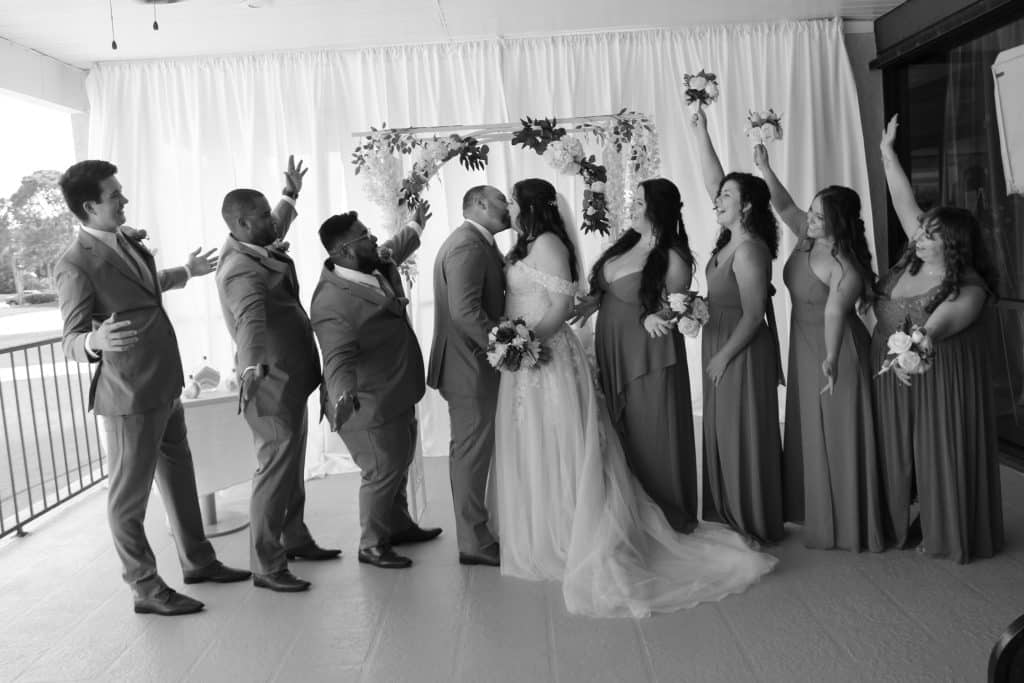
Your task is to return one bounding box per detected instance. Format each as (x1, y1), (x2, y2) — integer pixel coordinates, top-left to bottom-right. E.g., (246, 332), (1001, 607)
(187, 247), (219, 276)
(753, 143), (770, 171)
(240, 364), (266, 403)
(412, 199), (432, 228)
(334, 391), (360, 428)
(568, 293), (601, 326)
(689, 106), (708, 132)
(880, 114), (899, 153)
(282, 155), (308, 196)
(91, 312), (138, 352)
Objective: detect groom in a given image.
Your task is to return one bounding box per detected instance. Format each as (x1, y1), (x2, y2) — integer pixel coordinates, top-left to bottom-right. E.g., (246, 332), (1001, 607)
(427, 185), (510, 567)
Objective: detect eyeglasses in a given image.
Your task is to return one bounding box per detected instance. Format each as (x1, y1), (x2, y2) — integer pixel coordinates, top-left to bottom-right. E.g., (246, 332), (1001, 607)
(335, 232), (373, 251)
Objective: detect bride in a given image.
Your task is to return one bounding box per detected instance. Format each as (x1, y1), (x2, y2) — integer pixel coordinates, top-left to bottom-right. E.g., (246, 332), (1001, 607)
(493, 177), (777, 618)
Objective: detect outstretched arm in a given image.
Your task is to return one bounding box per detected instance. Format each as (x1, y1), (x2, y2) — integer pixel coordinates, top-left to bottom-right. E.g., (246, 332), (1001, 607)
(879, 115), (922, 242)
(689, 107), (725, 201)
(753, 143), (806, 238)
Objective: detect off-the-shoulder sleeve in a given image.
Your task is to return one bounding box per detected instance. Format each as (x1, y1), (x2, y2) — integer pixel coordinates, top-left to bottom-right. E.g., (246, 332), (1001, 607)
(518, 260), (577, 296)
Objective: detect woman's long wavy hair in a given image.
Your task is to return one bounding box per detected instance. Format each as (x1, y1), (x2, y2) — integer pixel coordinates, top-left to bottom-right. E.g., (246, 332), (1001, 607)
(505, 178), (579, 283)
(586, 178), (695, 318)
(710, 172), (779, 261)
(814, 185), (879, 306)
(884, 206), (999, 313)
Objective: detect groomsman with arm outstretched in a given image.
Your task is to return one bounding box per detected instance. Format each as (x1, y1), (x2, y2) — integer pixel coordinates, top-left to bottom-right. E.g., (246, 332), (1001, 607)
(310, 202), (442, 569)
(55, 160), (251, 616)
(216, 156), (341, 593)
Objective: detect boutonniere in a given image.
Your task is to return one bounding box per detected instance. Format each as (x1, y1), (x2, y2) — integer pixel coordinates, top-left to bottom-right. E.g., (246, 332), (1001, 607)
(268, 238), (290, 255)
(377, 245), (394, 264)
(120, 226), (151, 253)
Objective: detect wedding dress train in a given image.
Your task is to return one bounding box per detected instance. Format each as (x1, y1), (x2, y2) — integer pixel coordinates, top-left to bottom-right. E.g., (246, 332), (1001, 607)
(493, 259), (777, 618)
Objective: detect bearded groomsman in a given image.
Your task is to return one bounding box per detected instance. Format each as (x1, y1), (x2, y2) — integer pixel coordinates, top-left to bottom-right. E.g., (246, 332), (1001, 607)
(216, 156), (341, 593)
(55, 160), (250, 616)
(310, 202), (442, 569)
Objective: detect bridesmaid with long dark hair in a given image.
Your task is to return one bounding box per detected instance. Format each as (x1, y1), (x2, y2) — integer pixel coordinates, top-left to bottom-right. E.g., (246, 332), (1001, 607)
(875, 115), (1002, 563)
(572, 177), (699, 533)
(690, 108), (785, 545)
(754, 144), (886, 552)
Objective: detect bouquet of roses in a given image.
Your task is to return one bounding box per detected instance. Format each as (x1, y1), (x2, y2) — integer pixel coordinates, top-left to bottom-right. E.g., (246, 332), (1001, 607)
(745, 109), (784, 145)
(683, 70), (720, 111)
(486, 318), (542, 372)
(666, 292), (711, 338)
(879, 316), (934, 379)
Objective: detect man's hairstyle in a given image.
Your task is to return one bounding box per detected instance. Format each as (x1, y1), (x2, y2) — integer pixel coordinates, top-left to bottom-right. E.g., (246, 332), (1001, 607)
(462, 185), (491, 213)
(318, 211), (360, 252)
(59, 160), (118, 223)
(220, 188), (265, 226)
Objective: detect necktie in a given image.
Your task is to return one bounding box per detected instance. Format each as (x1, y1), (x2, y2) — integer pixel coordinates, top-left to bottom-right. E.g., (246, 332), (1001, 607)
(116, 233), (151, 286)
(374, 270), (396, 298)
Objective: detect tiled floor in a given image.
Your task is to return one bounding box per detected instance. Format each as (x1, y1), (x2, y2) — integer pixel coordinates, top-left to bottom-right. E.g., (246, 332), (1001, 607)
(2, 457), (1023, 683)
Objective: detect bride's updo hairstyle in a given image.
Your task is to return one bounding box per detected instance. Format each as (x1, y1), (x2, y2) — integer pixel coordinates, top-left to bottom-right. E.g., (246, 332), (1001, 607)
(506, 177), (579, 283)
(586, 178), (695, 318)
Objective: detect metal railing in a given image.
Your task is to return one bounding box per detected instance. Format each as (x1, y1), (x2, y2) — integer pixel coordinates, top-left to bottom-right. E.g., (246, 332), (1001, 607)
(1, 336), (106, 538)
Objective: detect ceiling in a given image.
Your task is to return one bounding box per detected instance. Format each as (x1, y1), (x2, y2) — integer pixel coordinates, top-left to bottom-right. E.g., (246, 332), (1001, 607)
(0, 0), (904, 69)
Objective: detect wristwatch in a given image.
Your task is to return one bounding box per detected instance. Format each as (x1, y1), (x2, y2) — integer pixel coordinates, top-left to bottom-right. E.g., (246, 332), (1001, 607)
(282, 188), (298, 199)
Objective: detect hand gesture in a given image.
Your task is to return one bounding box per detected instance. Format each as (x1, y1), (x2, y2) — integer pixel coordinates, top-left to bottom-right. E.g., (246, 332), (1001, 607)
(705, 352), (730, 386)
(880, 114), (899, 153)
(282, 155), (308, 196)
(689, 106), (708, 133)
(334, 391), (360, 428)
(186, 247), (219, 276)
(753, 143), (770, 171)
(892, 364), (912, 387)
(412, 199), (432, 228)
(820, 356), (837, 396)
(568, 293), (601, 326)
(91, 313), (138, 352)
(643, 313), (674, 338)
(240, 364), (266, 402)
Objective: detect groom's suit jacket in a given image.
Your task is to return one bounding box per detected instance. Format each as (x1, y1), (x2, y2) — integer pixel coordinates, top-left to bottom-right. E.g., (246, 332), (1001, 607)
(426, 222), (505, 398)
(216, 200), (322, 417)
(55, 228), (190, 416)
(310, 226), (423, 434)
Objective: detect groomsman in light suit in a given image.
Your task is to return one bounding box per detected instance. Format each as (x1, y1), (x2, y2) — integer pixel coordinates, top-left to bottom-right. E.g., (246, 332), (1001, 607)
(216, 156), (341, 594)
(310, 202), (442, 569)
(55, 160), (251, 617)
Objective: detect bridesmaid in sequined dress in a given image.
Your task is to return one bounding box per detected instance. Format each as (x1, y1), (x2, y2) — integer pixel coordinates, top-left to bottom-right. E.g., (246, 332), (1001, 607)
(874, 115), (1003, 563)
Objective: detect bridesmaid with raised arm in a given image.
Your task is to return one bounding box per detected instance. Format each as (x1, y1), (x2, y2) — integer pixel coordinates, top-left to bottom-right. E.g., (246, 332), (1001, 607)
(874, 115), (1002, 563)
(572, 178), (699, 533)
(753, 143), (886, 552)
(689, 108), (784, 545)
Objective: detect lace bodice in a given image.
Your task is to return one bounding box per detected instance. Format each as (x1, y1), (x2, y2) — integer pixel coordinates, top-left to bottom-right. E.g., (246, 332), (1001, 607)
(505, 259), (578, 327)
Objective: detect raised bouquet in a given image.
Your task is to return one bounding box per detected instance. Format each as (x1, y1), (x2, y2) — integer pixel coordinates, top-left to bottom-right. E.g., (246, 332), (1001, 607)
(745, 109), (784, 145)
(683, 70), (720, 110)
(879, 317), (934, 379)
(486, 318), (542, 372)
(667, 292), (711, 337)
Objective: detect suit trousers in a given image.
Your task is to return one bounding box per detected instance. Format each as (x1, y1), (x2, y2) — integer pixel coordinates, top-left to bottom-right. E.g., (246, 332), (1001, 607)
(243, 402), (315, 575)
(444, 390), (499, 553)
(101, 400), (216, 598)
(339, 409), (417, 549)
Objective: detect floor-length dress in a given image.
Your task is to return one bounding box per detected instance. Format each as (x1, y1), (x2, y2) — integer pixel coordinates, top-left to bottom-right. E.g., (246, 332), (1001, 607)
(871, 270), (1003, 563)
(594, 270), (697, 533)
(782, 245), (886, 551)
(494, 259), (777, 618)
(702, 243), (785, 545)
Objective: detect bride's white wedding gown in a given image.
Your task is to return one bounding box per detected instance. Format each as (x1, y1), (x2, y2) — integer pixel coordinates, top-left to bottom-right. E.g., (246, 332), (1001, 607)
(493, 259), (778, 618)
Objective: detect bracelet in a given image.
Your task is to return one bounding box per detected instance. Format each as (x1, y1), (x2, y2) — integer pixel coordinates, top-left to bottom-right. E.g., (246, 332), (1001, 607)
(282, 188), (298, 200)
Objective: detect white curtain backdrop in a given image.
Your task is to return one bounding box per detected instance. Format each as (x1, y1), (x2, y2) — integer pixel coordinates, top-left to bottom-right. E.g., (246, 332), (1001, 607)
(86, 19), (872, 477)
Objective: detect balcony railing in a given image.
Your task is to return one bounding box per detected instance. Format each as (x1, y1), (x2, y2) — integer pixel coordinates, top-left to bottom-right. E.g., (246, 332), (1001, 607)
(1, 336), (106, 538)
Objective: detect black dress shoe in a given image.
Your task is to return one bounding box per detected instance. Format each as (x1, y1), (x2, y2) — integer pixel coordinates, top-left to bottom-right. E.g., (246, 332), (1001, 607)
(285, 541), (343, 561)
(183, 561), (252, 585)
(358, 545), (412, 569)
(390, 525), (443, 546)
(253, 569), (311, 592)
(134, 588), (204, 616)
(458, 543), (500, 567)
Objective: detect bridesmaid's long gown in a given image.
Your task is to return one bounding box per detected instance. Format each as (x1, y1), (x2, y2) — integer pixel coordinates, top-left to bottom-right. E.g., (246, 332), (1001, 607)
(702, 244), (785, 545)
(871, 271), (1003, 563)
(782, 245), (885, 551)
(594, 270), (698, 533)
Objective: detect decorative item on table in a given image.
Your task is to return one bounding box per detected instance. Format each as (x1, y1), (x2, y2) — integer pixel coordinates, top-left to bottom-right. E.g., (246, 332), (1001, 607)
(183, 375), (201, 399)
(223, 368), (240, 394)
(745, 109), (784, 146)
(486, 318), (542, 372)
(667, 292), (711, 337)
(682, 69), (720, 112)
(878, 316), (934, 381)
(182, 357), (221, 398)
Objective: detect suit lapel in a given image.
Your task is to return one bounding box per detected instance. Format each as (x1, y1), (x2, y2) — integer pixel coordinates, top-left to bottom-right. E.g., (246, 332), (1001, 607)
(78, 231), (148, 289)
(323, 263), (406, 317)
(233, 238), (299, 295)
(117, 229), (158, 295)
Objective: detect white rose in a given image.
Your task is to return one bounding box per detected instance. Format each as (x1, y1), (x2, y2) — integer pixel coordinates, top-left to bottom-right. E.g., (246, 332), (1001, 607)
(896, 350), (922, 373)
(689, 76), (707, 90)
(887, 331), (913, 354)
(678, 317), (702, 337)
(590, 181), (606, 193)
(910, 329), (925, 345)
(705, 82), (719, 99)
(746, 127), (763, 143)
(760, 123), (777, 141)
(667, 292), (688, 313)
(759, 110), (772, 120)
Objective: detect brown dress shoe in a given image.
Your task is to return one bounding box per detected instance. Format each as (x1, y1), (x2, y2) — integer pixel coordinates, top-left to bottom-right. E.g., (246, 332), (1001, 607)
(357, 545), (412, 569)
(285, 541), (343, 561)
(133, 588), (204, 616)
(390, 525), (443, 546)
(183, 561), (252, 584)
(253, 569), (311, 592)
